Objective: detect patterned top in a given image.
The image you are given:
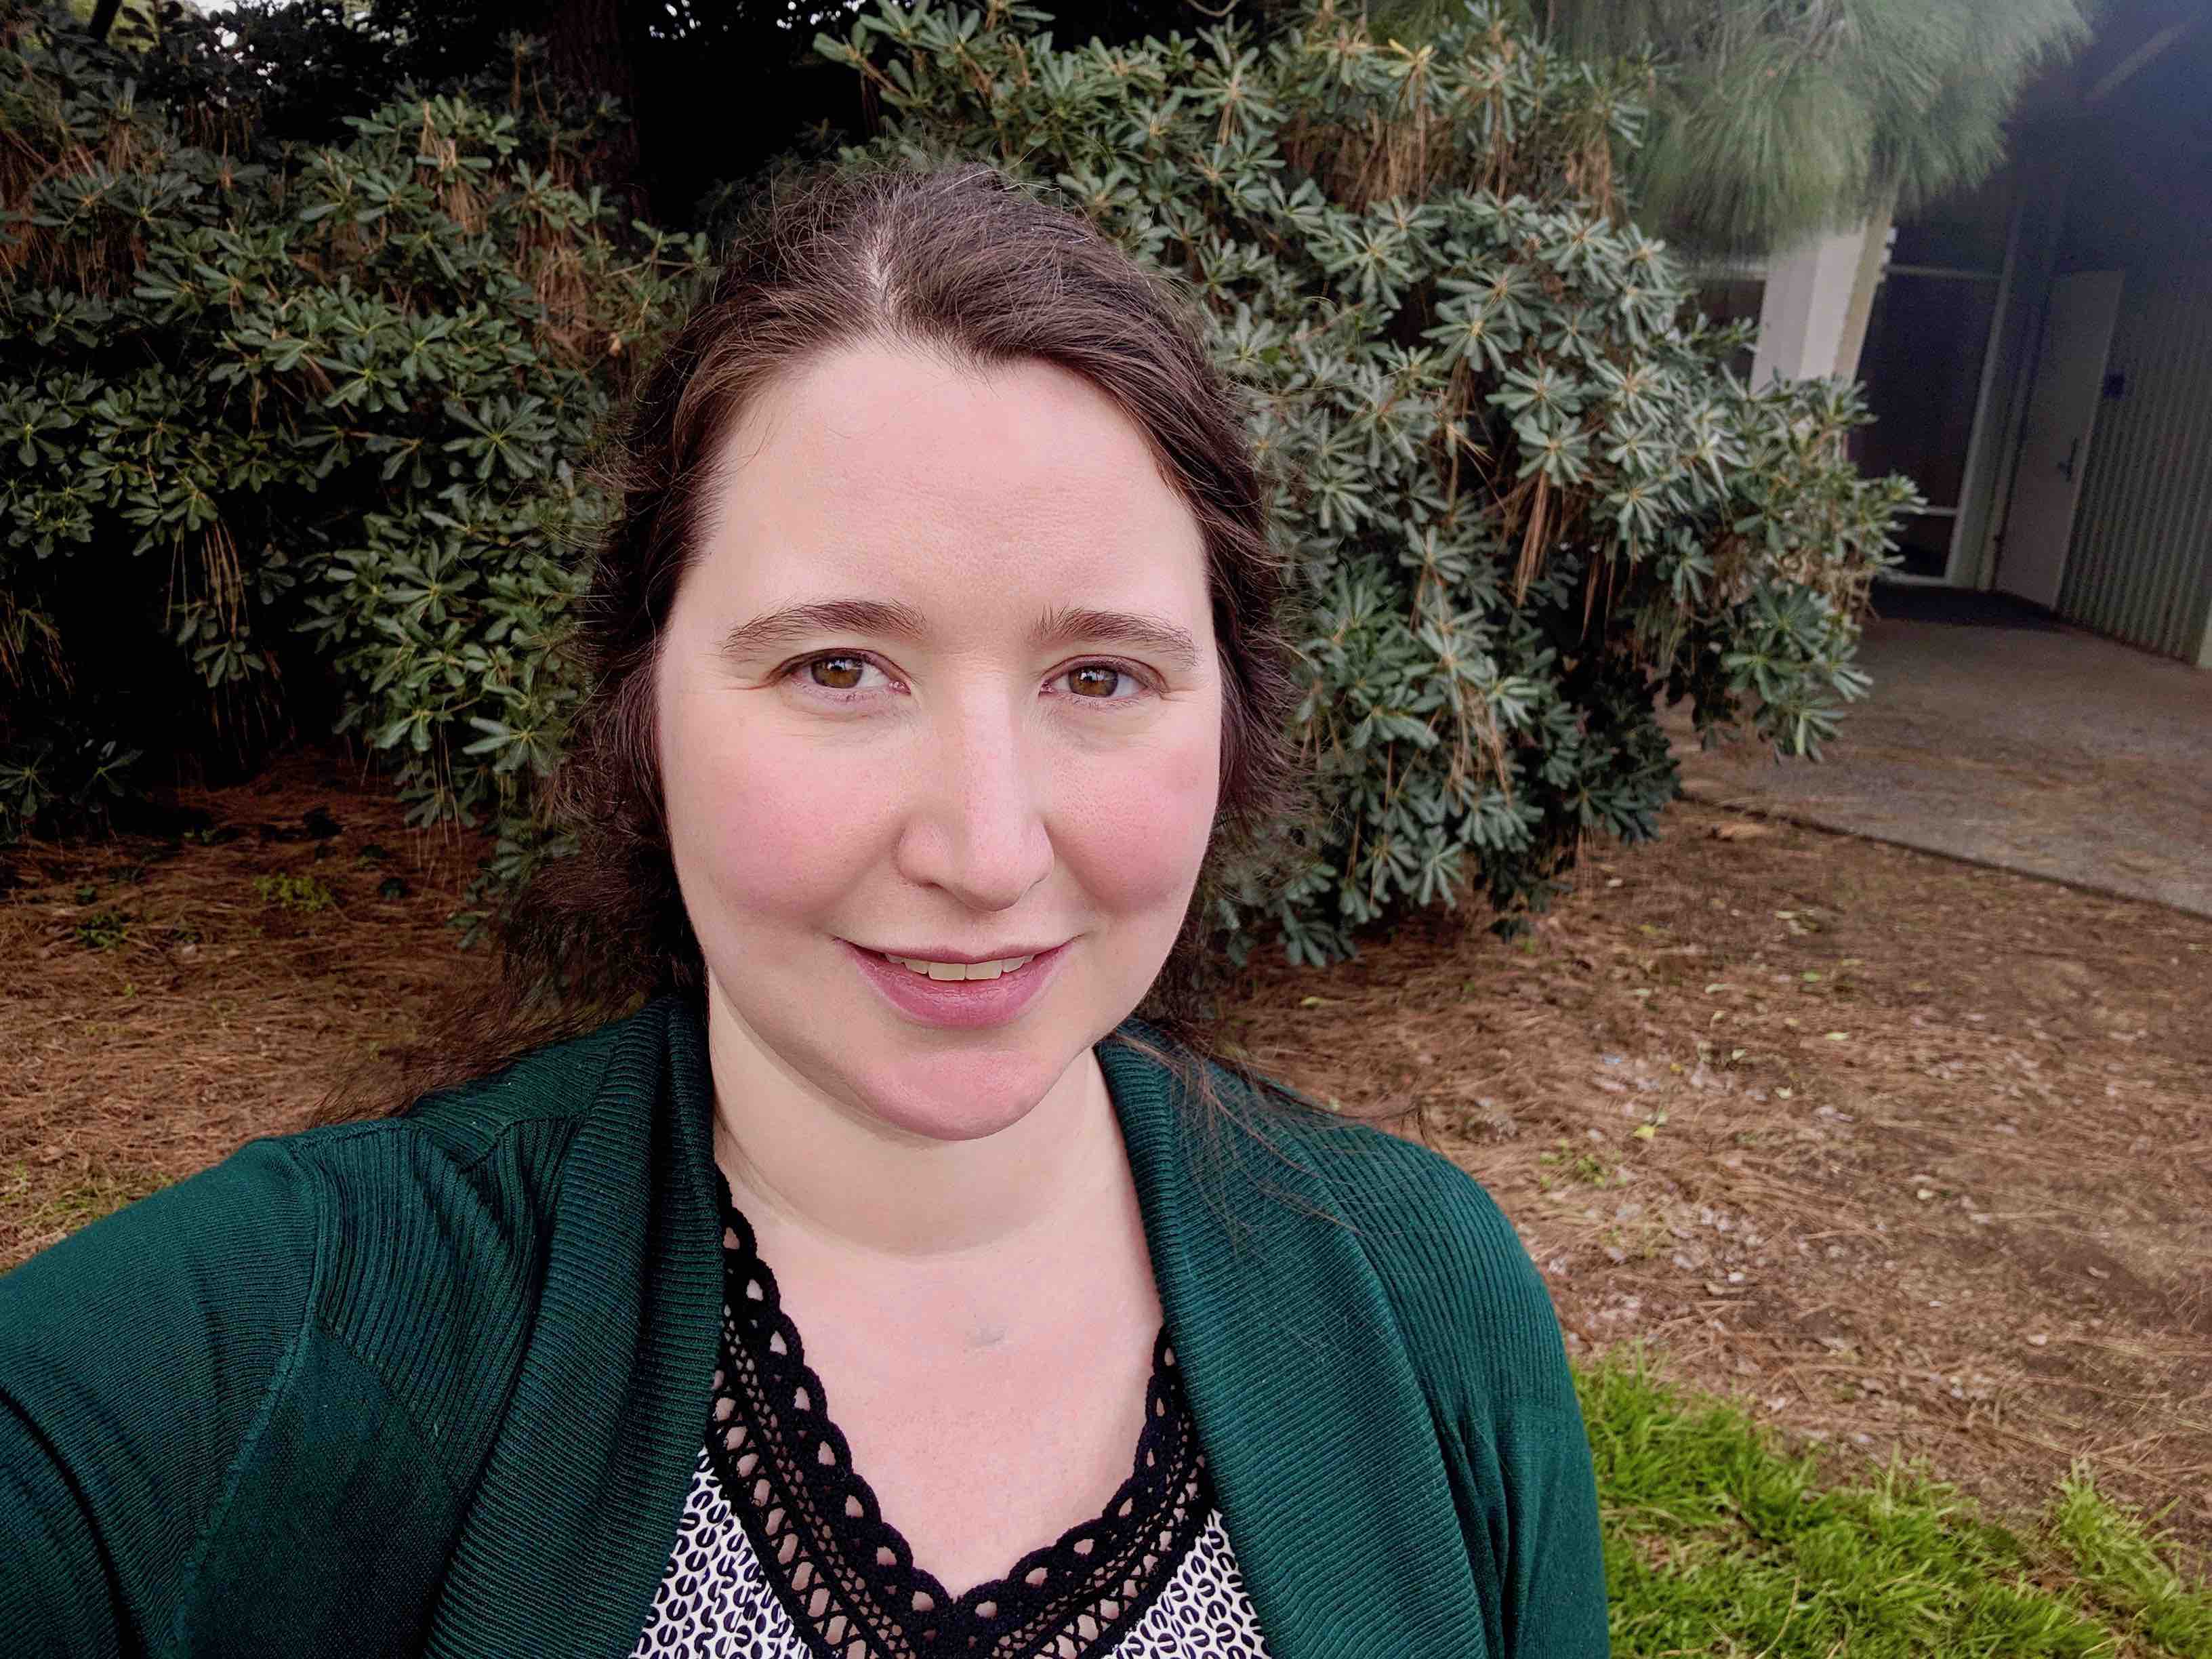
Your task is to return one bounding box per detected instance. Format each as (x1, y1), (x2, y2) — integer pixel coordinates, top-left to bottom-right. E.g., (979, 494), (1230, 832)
(630, 1183), (1272, 1659)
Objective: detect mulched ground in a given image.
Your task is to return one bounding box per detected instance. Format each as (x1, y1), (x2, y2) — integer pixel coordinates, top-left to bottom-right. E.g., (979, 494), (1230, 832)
(5, 745), (2209, 1561)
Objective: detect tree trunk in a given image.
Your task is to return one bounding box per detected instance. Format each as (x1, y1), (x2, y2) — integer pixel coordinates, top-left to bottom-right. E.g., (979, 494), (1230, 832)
(543, 0), (634, 108)
(541, 0), (647, 216)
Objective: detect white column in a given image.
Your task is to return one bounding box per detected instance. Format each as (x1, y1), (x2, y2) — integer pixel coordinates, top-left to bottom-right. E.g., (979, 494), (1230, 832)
(1750, 226), (1877, 388)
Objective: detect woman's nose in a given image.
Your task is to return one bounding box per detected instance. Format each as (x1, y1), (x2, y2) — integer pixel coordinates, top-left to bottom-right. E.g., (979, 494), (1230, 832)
(893, 696), (1054, 912)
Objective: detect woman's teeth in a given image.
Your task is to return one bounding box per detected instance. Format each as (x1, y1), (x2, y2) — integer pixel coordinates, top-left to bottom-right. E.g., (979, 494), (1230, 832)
(881, 953), (1038, 981)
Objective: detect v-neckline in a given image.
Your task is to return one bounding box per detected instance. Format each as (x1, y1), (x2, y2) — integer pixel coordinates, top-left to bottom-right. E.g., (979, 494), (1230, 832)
(702, 1172), (1214, 1659)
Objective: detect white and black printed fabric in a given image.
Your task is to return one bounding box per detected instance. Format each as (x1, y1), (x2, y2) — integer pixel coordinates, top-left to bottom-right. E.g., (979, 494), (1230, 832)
(630, 1179), (1272, 1659)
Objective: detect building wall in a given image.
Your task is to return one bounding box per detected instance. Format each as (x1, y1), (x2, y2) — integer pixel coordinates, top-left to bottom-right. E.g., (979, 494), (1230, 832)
(1960, 139), (2070, 593)
(1723, 15), (2212, 661)
(2059, 266), (2212, 663)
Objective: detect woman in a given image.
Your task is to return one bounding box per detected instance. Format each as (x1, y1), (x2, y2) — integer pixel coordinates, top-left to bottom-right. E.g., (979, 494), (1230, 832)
(0, 163), (1609, 1658)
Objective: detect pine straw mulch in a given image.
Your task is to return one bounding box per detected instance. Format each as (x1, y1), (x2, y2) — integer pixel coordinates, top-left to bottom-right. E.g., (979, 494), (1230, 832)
(4, 745), (2209, 1561)
(0, 749), (486, 1256)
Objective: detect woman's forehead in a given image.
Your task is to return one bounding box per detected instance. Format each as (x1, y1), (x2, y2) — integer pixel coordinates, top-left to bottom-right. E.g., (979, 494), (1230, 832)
(697, 343), (1208, 610)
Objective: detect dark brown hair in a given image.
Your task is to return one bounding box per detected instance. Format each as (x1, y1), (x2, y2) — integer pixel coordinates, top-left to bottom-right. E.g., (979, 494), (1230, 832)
(319, 160), (1309, 1124)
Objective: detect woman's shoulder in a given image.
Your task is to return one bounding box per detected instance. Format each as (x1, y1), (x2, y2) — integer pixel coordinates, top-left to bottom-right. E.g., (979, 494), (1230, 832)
(3, 1003), (644, 1343)
(367, 997), (648, 1161)
(269, 1001), (652, 1261)
(0, 1006), (663, 1553)
(0, 1008), (674, 1654)
(1216, 1058), (1577, 1417)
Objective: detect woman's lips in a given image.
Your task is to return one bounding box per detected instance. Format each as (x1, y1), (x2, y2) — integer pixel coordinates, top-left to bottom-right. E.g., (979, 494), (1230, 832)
(843, 939), (1069, 1030)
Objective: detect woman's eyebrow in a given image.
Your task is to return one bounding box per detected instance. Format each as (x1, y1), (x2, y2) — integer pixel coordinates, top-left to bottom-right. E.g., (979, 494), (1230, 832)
(1031, 606), (1202, 672)
(718, 598), (928, 661)
(718, 599), (1202, 672)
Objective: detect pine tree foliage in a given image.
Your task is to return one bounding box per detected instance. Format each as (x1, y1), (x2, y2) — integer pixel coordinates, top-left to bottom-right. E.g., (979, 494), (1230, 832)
(817, 0), (1919, 960)
(1374, 0), (2092, 255)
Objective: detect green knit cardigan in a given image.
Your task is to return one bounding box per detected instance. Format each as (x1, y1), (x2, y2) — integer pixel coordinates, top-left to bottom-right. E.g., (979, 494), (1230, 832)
(0, 995), (1609, 1658)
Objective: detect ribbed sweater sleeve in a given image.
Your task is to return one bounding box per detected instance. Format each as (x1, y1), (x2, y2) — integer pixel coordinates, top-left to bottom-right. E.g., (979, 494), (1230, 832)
(1318, 1126), (1613, 1658)
(0, 1138), (322, 1659)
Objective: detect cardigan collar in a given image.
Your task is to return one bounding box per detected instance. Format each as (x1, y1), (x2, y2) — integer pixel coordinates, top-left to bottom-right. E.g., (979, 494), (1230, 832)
(1097, 1024), (1490, 1657)
(424, 994), (726, 1659)
(424, 996), (1485, 1659)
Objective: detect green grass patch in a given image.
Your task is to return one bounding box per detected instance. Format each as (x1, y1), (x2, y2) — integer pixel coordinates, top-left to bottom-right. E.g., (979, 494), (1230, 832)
(1583, 1352), (2211, 1657)
(2052, 1467), (2212, 1654)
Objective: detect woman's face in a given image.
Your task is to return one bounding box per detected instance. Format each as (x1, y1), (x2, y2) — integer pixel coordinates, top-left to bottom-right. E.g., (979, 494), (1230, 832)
(655, 343), (1223, 1142)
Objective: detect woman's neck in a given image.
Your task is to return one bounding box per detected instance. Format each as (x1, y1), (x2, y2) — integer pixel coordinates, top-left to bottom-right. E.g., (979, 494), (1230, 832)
(703, 1005), (1128, 1263)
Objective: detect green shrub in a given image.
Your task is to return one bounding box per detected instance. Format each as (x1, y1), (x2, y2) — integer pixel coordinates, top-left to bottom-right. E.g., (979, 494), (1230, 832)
(6, 0), (1919, 966)
(0, 722), (142, 838)
(252, 872), (336, 914)
(0, 3), (711, 842)
(73, 909), (131, 949)
(815, 0), (1919, 958)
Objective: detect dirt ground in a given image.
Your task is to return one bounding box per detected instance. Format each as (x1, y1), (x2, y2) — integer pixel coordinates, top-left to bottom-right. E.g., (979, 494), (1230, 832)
(5, 747), (2209, 1561)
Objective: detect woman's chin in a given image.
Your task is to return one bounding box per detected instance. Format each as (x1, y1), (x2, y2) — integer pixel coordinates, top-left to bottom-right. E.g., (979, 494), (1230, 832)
(844, 1047), (1080, 1144)
(862, 1097), (1036, 1143)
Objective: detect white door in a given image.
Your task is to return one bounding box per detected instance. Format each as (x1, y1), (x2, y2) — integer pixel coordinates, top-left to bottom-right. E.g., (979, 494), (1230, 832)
(1997, 270), (2124, 609)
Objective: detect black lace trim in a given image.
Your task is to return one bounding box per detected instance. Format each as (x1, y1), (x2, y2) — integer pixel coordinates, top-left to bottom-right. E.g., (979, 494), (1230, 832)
(703, 1174), (1212, 1659)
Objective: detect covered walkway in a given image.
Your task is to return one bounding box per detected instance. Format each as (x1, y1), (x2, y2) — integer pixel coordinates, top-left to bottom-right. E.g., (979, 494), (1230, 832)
(1663, 587), (2212, 918)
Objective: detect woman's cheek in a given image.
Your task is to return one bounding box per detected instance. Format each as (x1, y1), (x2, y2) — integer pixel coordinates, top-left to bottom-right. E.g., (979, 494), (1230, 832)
(675, 722), (888, 926)
(1065, 721), (1221, 911)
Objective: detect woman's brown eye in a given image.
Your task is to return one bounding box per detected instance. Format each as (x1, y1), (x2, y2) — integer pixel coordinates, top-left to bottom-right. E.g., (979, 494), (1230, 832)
(808, 656), (867, 690)
(1066, 665), (1123, 699)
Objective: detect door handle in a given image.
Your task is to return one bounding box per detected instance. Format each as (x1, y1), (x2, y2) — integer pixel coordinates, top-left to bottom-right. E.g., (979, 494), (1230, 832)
(2057, 437), (2079, 482)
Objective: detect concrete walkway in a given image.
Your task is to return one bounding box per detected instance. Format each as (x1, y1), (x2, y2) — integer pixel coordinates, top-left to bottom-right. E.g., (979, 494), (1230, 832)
(1661, 588), (2212, 918)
